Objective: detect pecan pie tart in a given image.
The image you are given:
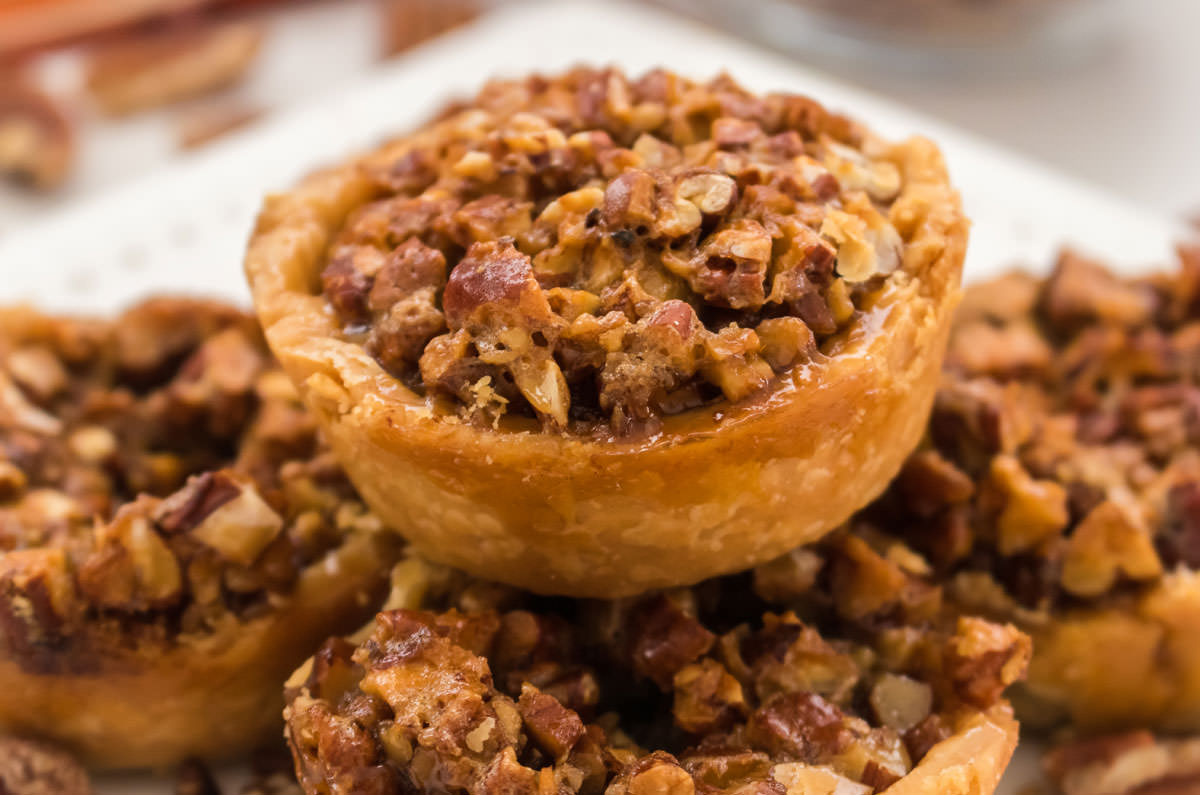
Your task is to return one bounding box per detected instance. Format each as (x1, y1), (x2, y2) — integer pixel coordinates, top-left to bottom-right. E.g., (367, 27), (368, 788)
(854, 245), (1200, 734)
(245, 67), (967, 597)
(283, 538), (1028, 795)
(0, 299), (400, 769)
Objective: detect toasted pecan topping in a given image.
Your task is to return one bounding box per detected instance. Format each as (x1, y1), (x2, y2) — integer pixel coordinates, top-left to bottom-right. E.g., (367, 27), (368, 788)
(286, 544), (1028, 795)
(864, 246), (1200, 610)
(0, 299), (380, 668)
(320, 68), (917, 435)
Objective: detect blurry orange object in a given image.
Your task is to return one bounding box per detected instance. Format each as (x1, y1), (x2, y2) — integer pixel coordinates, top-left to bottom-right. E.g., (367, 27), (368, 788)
(0, 0), (281, 57)
(84, 21), (263, 116)
(175, 99), (260, 148)
(0, 77), (74, 189)
(381, 0), (479, 58)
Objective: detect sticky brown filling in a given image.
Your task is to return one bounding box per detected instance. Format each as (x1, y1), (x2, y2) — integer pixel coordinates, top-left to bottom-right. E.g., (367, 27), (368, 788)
(319, 68), (908, 436)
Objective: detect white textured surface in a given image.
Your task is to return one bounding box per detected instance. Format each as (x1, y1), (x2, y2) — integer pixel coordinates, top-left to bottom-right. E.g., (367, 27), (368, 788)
(0, 0), (1181, 790)
(857, 0), (1200, 219)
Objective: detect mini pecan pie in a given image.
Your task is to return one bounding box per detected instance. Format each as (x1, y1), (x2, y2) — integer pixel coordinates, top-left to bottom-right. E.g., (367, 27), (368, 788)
(851, 245), (1200, 734)
(283, 539), (1027, 795)
(0, 299), (401, 769)
(244, 67), (966, 596)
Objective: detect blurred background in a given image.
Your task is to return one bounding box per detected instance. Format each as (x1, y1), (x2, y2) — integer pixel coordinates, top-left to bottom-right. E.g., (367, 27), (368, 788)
(1, 0), (1197, 238)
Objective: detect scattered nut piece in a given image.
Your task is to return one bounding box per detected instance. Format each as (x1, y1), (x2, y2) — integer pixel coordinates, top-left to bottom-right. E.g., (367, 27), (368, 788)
(986, 454), (1070, 556)
(1060, 499), (1162, 597)
(0, 80), (73, 190)
(85, 22), (263, 116)
(0, 736), (92, 795)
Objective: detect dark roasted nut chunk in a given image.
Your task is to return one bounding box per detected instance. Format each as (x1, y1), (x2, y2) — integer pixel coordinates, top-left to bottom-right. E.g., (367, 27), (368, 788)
(627, 593), (715, 688)
(738, 612), (861, 704)
(517, 683), (586, 759)
(746, 691), (851, 762)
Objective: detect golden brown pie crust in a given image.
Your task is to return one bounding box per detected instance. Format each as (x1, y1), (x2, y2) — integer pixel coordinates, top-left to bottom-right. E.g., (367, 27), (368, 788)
(0, 299), (400, 769)
(0, 529), (393, 769)
(244, 70), (966, 597)
(1015, 570), (1200, 734)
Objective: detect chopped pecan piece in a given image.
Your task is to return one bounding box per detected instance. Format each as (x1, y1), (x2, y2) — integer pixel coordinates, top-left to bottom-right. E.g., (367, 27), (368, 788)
(1060, 499), (1162, 597)
(746, 691), (850, 762)
(984, 454), (1070, 556)
(77, 504), (183, 611)
(943, 617), (1031, 709)
(628, 593), (715, 689)
(1041, 250), (1157, 331)
(517, 684), (586, 759)
(674, 659), (748, 734)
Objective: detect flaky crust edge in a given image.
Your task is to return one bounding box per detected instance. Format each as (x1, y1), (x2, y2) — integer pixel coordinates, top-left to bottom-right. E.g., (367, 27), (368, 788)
(883, 704), (1018, 795)
(244, 129), (966, 598)
(0, 528), (398, 770)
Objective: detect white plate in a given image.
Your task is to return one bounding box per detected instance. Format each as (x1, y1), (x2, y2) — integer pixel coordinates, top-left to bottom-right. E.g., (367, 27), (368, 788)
(0, 0), (1185, 790)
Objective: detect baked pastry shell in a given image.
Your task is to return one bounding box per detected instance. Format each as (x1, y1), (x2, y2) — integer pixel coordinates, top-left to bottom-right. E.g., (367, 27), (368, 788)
(1014, 569), (1200, 734)
(245, 134), (965, 597)
(0, 528), (396, 770)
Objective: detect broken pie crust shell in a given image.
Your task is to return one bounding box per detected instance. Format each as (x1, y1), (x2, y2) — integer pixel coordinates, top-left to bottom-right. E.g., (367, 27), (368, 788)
(1014, 569), (1200, 735)
(882, 704), (1017, 795)
(245, 133), (966, 598)
(0, 528), (397, 770)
